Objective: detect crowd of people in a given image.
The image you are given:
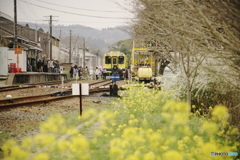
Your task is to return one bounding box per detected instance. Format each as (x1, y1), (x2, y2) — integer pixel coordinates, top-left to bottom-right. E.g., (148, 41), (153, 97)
(69, 65), (87, 79)
(69, 65), (130, 80)
(95, 65), (129, 80)
(36, 58), (62, 73)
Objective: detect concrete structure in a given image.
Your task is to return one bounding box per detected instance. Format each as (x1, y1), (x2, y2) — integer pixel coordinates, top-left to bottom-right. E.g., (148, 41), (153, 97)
(7, 73), (67, 85)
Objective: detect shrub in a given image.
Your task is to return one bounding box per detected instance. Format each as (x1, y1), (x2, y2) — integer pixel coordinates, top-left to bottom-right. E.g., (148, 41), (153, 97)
(2, 85), (239, 159)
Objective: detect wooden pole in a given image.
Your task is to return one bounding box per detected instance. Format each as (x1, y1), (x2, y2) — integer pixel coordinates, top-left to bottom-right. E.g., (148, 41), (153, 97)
(79, 83), (82, 116)
(69, 30), (72, 63)
(14, 0), (19, 68)
(50, 15), (52, 60)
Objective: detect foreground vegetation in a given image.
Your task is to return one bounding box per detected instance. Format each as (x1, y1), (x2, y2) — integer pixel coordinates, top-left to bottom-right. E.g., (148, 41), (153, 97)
(1, 84), (239, 160)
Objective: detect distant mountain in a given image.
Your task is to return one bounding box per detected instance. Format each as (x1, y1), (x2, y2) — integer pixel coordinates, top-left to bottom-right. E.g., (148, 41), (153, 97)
(19, 22), (131, 54)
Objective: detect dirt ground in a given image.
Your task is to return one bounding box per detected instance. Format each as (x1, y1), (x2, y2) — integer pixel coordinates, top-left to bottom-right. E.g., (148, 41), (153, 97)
(0, 79), (126, 158)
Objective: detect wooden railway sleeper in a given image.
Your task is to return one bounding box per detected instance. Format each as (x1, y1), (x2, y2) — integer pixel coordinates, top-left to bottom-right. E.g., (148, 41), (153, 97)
(44, 100), (49, 104)
(8, 99), (14, 103)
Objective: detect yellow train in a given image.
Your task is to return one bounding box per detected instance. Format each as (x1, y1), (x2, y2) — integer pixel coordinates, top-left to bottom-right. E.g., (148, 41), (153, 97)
(103, 51), (128, 75)
(131, 47), (155, 81)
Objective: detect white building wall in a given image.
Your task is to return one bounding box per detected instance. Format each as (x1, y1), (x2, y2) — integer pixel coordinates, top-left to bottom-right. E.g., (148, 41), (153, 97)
(52, 45), (60, 60)
(7, 49), (27, 72)
(0, 47), (8, 75)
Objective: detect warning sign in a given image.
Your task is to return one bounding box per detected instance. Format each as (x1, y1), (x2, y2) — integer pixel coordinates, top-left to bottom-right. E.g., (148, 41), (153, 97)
(15, 47), (22, 54)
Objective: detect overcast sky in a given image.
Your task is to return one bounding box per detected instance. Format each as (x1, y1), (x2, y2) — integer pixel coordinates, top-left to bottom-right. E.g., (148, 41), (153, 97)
(0, 0), (134, 29)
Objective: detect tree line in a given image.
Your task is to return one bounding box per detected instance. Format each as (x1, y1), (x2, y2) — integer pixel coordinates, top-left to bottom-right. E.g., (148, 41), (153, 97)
(128, 0), (240, 128)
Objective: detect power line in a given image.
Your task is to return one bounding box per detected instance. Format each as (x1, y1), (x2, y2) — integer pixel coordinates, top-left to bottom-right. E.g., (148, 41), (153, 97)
(19, 0), (133, 20)
(25, 0), (42, 20)
(18, 18), (126, 24)
(18, 3), (31, 19)
(34, 0), (124, 13)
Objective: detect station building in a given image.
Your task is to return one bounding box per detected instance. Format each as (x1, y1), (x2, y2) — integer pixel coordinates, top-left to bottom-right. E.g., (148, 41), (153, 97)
(0, 11), (101, 79)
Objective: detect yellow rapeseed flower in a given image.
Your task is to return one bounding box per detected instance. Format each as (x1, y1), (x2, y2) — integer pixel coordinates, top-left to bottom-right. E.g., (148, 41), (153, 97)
(201, 121), (218, 135)
(143, 151), (156, 160)
(211, 105), (229, 122)
(162, 150), (182, 160)
(183, 136), (190, 143)
(159, 146), (169, 152)
(130, 114), (135, 119)
(57, 140), (71, 151)
(201, 143), (218, 157)
(33, 153), (49, 160)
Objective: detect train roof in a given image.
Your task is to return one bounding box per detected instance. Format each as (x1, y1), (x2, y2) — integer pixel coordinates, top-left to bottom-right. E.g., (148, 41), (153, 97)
(104, 51), (125, 56)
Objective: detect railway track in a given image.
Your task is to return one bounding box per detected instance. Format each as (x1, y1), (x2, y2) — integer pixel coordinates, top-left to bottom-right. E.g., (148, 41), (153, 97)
(0, 80), (75, 92)
(0, 80), (115, 110)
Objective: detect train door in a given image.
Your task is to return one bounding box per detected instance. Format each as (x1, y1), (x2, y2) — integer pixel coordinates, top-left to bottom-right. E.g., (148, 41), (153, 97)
(112, 56), (117, 68)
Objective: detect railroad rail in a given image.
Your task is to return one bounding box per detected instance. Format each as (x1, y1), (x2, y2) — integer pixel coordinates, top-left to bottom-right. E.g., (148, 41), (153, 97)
(0, 80), (75, 92)
(0, 80), (116, 110)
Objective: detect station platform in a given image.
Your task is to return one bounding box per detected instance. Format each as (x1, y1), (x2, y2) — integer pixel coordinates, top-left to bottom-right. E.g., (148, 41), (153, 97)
(6, 72), (68, 85)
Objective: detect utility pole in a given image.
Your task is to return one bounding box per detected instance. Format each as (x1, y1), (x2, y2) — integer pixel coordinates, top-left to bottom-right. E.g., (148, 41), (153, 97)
(35, 23), (38, 43)
(83, 37), (86, 73)
(59, 29), (61, 39)
(44, 15), (57, 60)
(69, 30), (72, 63)
(49, 15), (52, 60)
(79, 42), (82, 67)
(0, 22), (3, 47)
(14, 0), (19, 68)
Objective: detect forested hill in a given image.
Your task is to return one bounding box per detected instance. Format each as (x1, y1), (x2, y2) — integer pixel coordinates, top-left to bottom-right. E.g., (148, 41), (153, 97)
(19, 22), (131, 53)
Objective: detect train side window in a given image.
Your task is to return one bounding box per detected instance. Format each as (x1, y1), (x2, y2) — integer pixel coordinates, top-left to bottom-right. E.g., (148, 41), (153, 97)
(105, 56), (111, 64)
(118, 56), (124, 64)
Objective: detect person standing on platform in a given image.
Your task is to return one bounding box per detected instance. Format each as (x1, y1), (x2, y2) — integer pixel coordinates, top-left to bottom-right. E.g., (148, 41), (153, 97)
(40, 59), (43, 72)
(124, 67), (129, 80)
(85, 66), (89, 74)
(118, 68), (123, 80)
(78, 66), (82, 80)
(112, 65), (118, 74)
(43, 58), (48, 72)
(69, 67), (73, 78)
(95, 67), (100, 80)
(37, 59), (41, 72)
(74, 64), (78, 70)
(73, 67), (78, 79)
(48, 59), (53, 73)
(99, 68), (103, 79)
(47, 59), (50, 72)
(102, 68), (107, 80)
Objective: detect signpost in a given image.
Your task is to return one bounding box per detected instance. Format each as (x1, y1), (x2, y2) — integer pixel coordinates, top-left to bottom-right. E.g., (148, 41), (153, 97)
(15, 47), (22, 69)
(72, 83), (89, 116)
(14, 47), (22, 54)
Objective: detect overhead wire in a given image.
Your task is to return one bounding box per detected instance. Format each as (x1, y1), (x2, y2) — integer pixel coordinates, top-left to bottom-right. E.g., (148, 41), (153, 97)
(18, 2), (31, 20)
(33, 0), (124, 13)
(18, 19), (125, 24)
(25, 0), (42, 20)
(19, 0), (134, 20)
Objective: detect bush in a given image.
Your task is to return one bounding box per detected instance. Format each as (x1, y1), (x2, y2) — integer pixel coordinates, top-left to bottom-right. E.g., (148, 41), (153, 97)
(2, 85), (239, 159)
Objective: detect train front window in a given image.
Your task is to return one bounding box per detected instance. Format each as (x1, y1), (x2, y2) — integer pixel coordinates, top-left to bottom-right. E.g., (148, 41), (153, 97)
(118, 56), (124, 64)
(105, 56), (111, 64)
